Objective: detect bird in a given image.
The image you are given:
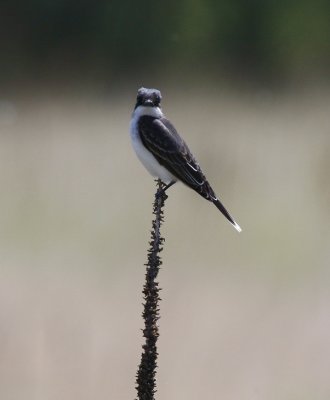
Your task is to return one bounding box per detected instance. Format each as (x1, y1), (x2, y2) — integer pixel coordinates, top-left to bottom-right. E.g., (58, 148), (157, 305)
(130, 87), (242, 232)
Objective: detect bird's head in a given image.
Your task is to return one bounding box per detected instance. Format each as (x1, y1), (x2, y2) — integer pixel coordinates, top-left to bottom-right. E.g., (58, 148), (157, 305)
(135, 87), (162, 109)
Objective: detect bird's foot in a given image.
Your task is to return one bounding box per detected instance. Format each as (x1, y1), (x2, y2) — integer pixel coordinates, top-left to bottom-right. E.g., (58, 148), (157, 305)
(156, 188), (168, 200)
(156, 180), (176, 200)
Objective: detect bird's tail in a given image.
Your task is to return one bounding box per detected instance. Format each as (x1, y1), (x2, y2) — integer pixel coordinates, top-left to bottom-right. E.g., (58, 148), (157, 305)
(194, 179), (242, 232)
(213, 198), (242, 232)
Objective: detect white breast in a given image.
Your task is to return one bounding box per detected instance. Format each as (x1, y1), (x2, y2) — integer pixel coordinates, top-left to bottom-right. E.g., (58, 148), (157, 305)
(130, 106), (176, 184)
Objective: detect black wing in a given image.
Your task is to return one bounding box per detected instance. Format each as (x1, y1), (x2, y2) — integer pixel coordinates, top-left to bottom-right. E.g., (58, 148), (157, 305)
(138, 116), (217, 200)
(139, 117), (204, 186)
(138, 115), (241, 231)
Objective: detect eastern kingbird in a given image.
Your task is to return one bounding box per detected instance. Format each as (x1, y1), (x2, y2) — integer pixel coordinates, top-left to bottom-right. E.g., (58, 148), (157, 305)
(130, 87), (242, 232)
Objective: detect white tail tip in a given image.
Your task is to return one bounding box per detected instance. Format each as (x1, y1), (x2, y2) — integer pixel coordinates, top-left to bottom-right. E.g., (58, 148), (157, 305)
(232, 221), (242, 233)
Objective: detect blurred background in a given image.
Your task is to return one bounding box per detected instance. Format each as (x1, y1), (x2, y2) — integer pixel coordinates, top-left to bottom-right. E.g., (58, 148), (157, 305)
(1, 1), (330, 399)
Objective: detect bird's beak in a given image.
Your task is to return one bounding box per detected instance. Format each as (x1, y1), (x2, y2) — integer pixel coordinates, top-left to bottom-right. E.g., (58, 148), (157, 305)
(143, 99), (154, 106)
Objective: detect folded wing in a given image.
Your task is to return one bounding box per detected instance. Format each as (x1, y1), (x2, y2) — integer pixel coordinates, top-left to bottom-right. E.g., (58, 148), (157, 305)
(138, 116), (212, 195)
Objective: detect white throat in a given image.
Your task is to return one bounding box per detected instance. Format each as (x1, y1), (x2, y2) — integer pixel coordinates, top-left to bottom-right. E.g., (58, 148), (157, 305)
(132, 105), (163, 120)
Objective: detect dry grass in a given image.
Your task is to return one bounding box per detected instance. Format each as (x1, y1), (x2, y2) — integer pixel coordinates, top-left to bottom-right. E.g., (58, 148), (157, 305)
(0, 87), (330, 399)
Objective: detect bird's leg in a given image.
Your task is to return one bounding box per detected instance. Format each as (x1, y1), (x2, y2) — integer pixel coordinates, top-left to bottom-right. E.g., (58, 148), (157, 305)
(163, 180), (176, 192)
(156, 180), (176, 199)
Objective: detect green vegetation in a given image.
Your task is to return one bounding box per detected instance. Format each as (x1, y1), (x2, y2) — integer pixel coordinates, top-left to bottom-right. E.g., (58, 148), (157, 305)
(2, 1), (330, 84)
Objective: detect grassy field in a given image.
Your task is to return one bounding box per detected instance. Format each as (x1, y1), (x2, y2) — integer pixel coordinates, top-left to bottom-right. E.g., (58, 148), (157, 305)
(0, 87), (329, 399)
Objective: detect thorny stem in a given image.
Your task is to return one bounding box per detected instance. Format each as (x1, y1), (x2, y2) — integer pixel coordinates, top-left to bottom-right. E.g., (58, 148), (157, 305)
(135, 179), (167, 400)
